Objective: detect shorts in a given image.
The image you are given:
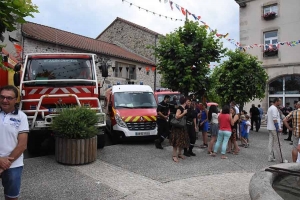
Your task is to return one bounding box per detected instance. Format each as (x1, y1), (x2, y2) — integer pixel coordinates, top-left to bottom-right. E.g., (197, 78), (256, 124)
(1, 166), (23, 198)
(200, 121), (209, 132)
(241, 131), (248, 139)
(292, 135), (299, 149)
(210, 123), (219, 136)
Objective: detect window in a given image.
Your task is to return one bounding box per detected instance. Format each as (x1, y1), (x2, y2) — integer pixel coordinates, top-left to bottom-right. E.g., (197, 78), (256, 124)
(285, 75), (300, 94)
(114, 62), (136, 79)
(264, 31), (278, 49)
(269, 77), (283, 94)
(263, 4), (278, 14)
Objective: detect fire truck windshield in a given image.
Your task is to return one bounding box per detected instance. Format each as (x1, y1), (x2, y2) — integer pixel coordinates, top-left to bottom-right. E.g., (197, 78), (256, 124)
(24, 58), (94, 85)
(114, 92), (157, 108)
(157, 94), (179, 104)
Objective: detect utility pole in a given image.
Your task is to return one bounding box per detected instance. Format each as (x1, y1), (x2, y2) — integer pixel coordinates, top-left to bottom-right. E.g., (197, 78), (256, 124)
(185, 9), (188, 22)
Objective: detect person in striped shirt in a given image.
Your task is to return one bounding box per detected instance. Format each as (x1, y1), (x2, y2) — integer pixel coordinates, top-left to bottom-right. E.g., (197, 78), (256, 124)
(283, 101), (300, 162)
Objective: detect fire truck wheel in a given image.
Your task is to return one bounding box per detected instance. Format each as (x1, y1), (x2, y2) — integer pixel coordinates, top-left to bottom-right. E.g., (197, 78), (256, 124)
(97, 134), (105, 149)
(27, 132), (44, 155)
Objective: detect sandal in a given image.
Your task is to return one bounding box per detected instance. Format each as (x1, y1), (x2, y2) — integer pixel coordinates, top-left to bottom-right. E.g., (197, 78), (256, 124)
(210, 152), (216, 157)
(232, 152), (239, 155)
(178, 154), (185, 159)
(172, 156), (179, 163)
(221, 156), (228, 159)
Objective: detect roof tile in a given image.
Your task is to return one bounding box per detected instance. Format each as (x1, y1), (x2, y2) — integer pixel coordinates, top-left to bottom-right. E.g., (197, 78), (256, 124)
(22, 22), (155, 66)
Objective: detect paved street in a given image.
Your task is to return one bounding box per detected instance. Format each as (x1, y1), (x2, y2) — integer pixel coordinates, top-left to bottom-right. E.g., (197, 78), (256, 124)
(15, 128), (293, 200)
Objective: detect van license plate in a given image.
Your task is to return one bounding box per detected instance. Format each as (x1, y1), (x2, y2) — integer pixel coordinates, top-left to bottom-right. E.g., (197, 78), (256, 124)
(135, 132), (150, 136)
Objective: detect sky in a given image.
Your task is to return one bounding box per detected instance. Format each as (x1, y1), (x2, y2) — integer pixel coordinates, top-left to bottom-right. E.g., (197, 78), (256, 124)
(25, 0), (240, 59)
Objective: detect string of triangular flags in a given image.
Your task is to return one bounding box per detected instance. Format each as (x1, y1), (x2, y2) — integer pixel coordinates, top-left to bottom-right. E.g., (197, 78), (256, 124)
(162, 0), (300, 51)
(122, 0), (183, 21)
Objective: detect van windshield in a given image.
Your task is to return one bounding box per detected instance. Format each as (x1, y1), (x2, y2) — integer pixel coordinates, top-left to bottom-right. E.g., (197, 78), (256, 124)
(114, 92), (157, 108)
(24, 58), (94, 86)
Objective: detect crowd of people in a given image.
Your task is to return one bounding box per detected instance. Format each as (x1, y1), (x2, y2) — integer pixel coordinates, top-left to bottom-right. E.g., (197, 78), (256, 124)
(155, 95), (300, 164)
(155, 95), (257, 162)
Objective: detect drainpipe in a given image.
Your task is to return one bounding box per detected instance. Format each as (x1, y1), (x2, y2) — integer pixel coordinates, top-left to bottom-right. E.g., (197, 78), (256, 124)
(154, 34), (157, 91)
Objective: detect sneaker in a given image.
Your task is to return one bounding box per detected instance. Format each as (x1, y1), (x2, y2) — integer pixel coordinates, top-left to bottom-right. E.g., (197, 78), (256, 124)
(155, 140), (163, 149)
(283, 159), (289, 163)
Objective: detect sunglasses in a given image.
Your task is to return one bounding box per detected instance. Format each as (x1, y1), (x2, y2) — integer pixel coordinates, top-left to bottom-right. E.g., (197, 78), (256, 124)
(0, 95), (16, 101)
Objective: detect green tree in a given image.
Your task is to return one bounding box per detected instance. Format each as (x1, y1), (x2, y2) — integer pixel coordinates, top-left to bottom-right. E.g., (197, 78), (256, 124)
(210, 50), (269, 109)
(0, 0), (38, 69)
(153, 20), (226, 96)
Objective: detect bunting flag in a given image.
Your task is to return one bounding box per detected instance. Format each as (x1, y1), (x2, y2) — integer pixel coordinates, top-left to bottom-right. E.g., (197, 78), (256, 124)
(181, 7), (186, 16)
(169, 1), (173, 10)
(122, 0), (183, 21)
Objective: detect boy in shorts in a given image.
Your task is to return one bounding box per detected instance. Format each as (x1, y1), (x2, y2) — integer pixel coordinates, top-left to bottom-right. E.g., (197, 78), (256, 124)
(240, 115), (249, 147)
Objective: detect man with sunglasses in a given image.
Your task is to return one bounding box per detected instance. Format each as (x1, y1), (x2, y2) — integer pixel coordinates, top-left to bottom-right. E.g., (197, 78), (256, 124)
(0, 85), (29, 200)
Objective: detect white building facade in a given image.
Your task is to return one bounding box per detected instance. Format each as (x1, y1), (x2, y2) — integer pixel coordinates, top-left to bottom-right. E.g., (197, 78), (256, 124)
(236, 0), (300, 112)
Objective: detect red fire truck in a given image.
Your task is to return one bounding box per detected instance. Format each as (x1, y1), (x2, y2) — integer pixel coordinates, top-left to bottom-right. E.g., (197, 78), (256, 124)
(154, 88), (181, 104)
(12, 53), (107, 153)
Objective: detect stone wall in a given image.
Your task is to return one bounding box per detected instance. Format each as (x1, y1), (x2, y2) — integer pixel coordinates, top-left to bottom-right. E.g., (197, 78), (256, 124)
(98, 20), (158, 61)
(97, 19), (162, 89)
(22, 38), (158, 94)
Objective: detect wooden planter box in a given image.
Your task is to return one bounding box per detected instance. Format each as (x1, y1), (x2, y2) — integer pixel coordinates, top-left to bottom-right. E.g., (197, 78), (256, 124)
(264, 50), (278, 57)
(55, 136), (97, 165)
(263, 13), (276, 20)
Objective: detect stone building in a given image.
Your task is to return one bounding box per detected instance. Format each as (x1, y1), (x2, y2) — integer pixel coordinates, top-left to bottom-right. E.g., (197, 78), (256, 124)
(235, 0), (300, 112)
(96, 17), (163, 89)
(20, 21), (159, 94)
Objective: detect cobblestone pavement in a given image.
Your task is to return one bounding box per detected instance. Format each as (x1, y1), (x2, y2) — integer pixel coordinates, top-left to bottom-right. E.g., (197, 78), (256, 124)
(18, 127), (292, 200)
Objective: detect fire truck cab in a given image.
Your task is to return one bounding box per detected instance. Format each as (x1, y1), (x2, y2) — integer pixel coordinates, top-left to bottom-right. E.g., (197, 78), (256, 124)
(13, 53), (107, 153)
(154, 88), (181, 104)
(104, 84), (157, 143)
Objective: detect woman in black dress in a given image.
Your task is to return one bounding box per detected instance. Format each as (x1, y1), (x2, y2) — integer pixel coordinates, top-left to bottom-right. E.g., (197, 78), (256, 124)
(169, 96), (190, 162)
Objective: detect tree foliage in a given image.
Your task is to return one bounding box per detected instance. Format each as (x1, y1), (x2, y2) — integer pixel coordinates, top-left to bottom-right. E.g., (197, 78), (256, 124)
(0, 0), (38, 69)
(210, 50), (269, 108)
(153, 20), (226, 96)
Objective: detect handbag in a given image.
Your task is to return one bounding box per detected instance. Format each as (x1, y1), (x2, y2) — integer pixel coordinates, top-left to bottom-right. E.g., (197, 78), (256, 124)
(170, 116), (186, 128)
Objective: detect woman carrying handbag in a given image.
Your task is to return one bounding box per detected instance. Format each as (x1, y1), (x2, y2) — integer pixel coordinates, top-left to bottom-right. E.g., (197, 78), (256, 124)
(169, 96), (190, 163)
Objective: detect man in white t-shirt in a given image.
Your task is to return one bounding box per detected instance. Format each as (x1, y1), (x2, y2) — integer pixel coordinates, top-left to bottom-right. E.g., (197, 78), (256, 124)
(267, 97), (282, 162)
(0, 85), (29, 200)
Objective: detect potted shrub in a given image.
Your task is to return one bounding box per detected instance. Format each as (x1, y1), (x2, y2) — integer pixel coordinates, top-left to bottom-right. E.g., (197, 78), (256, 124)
(263, 12), (277, 20)
(51, 106), (99, 165)
(264, 48), (278, 57)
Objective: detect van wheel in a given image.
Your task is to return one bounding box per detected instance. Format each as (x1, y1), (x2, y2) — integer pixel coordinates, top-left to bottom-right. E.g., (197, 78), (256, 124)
(108, 129), (120, 145)
(97, 131), (105, 149)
